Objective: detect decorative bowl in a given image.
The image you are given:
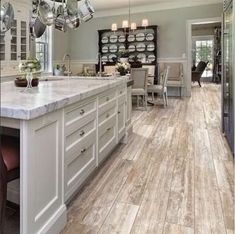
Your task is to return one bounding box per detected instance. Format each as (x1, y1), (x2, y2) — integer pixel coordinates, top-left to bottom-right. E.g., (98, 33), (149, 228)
(15, 78), (39, 87)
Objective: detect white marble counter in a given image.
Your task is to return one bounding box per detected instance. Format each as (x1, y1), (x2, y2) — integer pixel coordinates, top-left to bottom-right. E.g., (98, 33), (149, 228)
(0, 76), (128, 120)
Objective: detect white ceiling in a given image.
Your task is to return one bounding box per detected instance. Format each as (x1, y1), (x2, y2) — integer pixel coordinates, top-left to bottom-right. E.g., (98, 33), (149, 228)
(90, 0), (222, 16)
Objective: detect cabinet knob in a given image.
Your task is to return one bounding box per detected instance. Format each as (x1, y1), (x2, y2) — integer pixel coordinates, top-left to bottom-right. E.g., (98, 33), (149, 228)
(106, 113), (110, 118)
(107, 127), (111, 132)
(81, 148), (86, 154)
(80, 109), (85, 115)
(80, 130), (85, 137)
(106, 97), (110, 102)
(118, 111), (121, 114)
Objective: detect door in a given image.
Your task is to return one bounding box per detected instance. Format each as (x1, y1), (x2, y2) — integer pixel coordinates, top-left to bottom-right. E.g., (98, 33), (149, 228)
(223, 1), (234, 153)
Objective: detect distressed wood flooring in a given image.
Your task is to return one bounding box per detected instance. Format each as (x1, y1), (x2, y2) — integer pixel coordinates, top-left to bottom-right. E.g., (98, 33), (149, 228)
(62, 83), (234, 234)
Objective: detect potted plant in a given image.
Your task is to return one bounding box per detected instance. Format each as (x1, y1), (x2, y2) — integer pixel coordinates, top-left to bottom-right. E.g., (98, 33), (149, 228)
(53, 64), (66, 76)
(115, 62), (130, 76)
(16, 58), (41, 88)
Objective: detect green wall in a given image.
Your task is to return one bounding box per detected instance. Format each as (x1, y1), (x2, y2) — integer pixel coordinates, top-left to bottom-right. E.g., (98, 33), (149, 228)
(55, 3), (223, 61)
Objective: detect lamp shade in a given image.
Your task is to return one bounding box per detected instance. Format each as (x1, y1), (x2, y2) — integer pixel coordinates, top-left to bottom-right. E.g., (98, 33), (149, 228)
(111, 23), (117, 31)
(142, 19), (149, 27)
(131, 22), (137, 30)
(122, 20), (129, 28)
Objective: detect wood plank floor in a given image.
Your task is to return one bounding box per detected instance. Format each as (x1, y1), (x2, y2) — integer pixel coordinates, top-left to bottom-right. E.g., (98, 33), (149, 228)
(62, 83), (234, 234)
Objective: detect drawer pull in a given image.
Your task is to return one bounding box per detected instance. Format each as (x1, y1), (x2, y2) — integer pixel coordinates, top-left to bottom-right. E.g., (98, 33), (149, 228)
(106, 97), (110, 102)
(107, 127), (112, 132)
(80, 130), (85, 137)
(120, 91), (123, 94)
(106, 113), (110, 118)
(80, 109), (85, 115)
(81, 148), (86, 154)
(118, 111), (121, 114)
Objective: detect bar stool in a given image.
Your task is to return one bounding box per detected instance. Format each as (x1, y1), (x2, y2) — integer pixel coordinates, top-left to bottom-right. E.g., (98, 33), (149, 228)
(0, 135), (20, 234)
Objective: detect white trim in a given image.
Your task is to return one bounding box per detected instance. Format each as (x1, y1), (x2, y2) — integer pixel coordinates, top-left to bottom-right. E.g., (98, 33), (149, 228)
(94, 0), (222, 18)
(186, 17), (222, 96)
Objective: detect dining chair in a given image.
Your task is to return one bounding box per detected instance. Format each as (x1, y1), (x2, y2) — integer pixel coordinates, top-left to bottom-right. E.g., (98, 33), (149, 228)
(147, 66), (170, 108)
(131, 68), (149, 110)
(0, 135), (20, 234)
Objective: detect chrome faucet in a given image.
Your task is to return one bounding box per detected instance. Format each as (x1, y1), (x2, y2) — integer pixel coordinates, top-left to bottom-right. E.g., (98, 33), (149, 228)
(63, 54), (71, 76)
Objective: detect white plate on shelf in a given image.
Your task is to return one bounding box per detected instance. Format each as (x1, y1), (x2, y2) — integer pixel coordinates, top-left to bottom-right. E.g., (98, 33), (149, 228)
(102, 46), (109, 53)
(119, 44), (125, 52)
(137, 53), (146, 63)
(136, 43), (146, 52)
(147, 43), (155, 52)
(101, 55), (108, 62)
(101, 36), (108, 44)
(109, 44), (117, 53)
(109, 54), (117, 62)
(110, 34), (118, 43)
(136, 33), (145, 41)
(146, 33), (154, 41)
(118, 35), (126, 42)
(128, 44), (136, 52)
(128, 34), (135, 42)
(147, 54), (156, 63)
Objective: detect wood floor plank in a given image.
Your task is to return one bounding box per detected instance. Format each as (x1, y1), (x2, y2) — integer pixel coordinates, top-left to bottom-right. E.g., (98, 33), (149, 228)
(98, 202), (139, 234)
(163, 223), (194, 234)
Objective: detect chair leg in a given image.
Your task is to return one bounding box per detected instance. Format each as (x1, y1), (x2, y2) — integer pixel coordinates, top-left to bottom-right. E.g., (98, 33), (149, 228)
(145, 94), (147, 111)
(165, 92), (168, 106)
(137, 96), (139, 108)
(152, 92), (154, 101)
(198, 80), (202, 87)
(163, 93), (166, 108)
(0, 165), (7, 234)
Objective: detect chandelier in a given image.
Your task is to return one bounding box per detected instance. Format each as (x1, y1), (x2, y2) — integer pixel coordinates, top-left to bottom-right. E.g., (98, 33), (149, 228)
(31, 0), (95, 37)
(111, 0), (149, 32)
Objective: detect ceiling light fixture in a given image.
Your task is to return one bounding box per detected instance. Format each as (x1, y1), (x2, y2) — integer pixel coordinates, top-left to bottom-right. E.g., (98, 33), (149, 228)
(111, 0), (148, 32)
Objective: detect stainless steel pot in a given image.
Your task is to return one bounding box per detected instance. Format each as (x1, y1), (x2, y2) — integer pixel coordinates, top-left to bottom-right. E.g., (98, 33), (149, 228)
(38, 0), (55, 26)
(54, 3), (67, 32)
(78, 0), (94, 22)
(0, 2), (14, 33)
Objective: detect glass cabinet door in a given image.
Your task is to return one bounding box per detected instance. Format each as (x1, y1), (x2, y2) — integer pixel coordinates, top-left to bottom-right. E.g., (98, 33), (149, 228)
(223, 1), (234, 152)
(20, 21), (27, 60)
(0, 32), (5, 61)
(11, 19), (17, 60)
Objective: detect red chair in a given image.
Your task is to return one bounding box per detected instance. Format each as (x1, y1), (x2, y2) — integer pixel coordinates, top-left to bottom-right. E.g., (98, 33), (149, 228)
(0, 135), (20, 234)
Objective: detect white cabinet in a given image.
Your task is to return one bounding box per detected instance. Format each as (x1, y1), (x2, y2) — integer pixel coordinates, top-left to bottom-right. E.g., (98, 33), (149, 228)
(1, 0), (30, 76)
(117, 94), (126, 141)
(64, 98), (97, 201)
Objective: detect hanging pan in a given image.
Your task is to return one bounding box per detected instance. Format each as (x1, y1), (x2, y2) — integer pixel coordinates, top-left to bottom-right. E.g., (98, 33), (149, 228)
(0, 2), (14, 33)
(54, 0), (67, 32)
(78, 0), (94, 22)
(30, 2), (46, 38)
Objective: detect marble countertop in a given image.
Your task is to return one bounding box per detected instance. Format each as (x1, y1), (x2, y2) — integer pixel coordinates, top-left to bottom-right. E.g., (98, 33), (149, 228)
(1, 76), (130, 120)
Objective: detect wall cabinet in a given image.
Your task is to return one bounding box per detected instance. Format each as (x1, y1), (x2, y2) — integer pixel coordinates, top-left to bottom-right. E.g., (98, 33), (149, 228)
(1, 1), (30, 76)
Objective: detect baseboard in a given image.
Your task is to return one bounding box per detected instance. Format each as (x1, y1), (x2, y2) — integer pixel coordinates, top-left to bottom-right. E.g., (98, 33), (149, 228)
(38, 205), (67, 234)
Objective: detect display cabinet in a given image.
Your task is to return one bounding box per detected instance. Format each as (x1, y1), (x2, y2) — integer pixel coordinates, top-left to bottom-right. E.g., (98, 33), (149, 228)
(98, 25), (158, 83)
(0, 1), (30, 76)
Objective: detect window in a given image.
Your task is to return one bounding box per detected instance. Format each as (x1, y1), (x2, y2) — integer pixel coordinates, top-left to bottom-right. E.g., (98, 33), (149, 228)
(192, 36), (214, 78)
(35, 27), (52, 72)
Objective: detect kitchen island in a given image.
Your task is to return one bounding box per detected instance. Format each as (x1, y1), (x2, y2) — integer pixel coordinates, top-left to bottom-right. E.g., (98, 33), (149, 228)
(0, 76), (133, 234)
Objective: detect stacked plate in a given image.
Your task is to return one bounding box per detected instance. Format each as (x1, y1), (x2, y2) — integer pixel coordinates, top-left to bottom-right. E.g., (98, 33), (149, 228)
(109, 44), (117, 53)
(147, 43), (155, 52)
(118, 35), (126, 43)
(101, 36), (108, 44)
(102, 45), (109, 53)
(128, 34), (135, 42)
(136, 33), (145, 42)
(110, 34), (118, 43)
(146, 33), (154, 41)
(136, 43), (146, 52)
(128, 45), (136, 52)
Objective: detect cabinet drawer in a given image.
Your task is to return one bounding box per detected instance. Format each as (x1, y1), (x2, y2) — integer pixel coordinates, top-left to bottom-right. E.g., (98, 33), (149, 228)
(118, 93), (126, 105)
(65, 129), (96, 165)
(65, 119), (96, 149)
(65, 132), (96, 200)
(117, 85), (126, 96)
(99, 115), (116, 151)
(65, 99), (96, 127)
(98, 105), (116, 125)
(98, 89), (116, 107)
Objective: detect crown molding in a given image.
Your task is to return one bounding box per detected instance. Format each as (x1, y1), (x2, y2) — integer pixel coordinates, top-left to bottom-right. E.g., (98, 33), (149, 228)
(94, 0), (222, 18)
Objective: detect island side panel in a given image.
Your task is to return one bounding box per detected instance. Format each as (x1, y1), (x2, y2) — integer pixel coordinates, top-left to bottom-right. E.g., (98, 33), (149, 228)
(20, 109), (66, 234)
